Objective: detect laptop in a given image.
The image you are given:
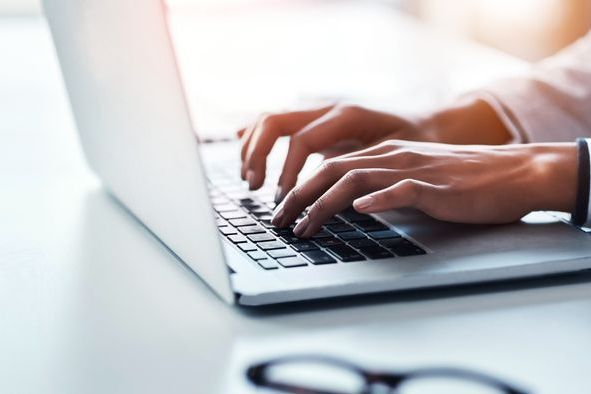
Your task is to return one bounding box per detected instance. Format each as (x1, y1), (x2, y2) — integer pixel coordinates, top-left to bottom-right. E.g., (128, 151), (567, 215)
(43, 0), (591, 306)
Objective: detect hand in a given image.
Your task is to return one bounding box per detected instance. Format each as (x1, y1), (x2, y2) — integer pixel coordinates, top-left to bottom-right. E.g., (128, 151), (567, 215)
(238, 104), (424, 201)
(270, 141), (577, 238)
(239, 98), (512, 202)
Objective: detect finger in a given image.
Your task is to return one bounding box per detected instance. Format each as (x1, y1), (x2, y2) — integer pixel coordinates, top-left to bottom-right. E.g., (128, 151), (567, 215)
(293, 169), (404, 237)
(273, 155), (411, 227)
(240, 124), (256, 180)
(236, 128), (246, 138)
(333, 140), (397, 160)
(244, 107), (334, 190)
(353, 179), (435, 213)
(274, 109), (369, 201)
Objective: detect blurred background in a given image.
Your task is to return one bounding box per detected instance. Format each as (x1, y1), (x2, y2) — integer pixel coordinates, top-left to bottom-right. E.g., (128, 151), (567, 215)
(3, 0), (591, 61)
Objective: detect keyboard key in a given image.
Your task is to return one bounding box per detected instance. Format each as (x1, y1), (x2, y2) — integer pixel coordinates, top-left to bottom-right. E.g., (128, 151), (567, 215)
(359, 246), (394, 260)
(291, 241), (320, 252)
(258, 259), (280, 270)
(311, 230), (333, 239)
(347, 239), (379, 249)
(315, 237), (343, 247)
(280, 235), (302, 244)
(323, 217), (343, 225)
(219, 226), (238, 235)
(248, 251), (268, 260)
(326, 244), (365, 262)
(381, 239), (426, 256)
(243, 203), (264, 211)
(368, 230), (401, 240)
(247, 233), (276, 243)
(338, 231), (367, 241)
(216, 218), (228, 227)
(210, 197), (230, 205)
(238, 197), (255, 205)
(220, 210), (247, 220)
(226, 191), (251, 200)
(251, 209), (272, 217)
(379, 238), (413, 249)
(229, 218), (257, 227)
(270, 228), (295, 236)
(257, 214), (273, 222)
(238, 242), (258, 252)
(302, 250), (337, 265)
(258, 241), (286, 250)
(277, 257), (308, 268)
(228, 234), (247, 243)
(268, 249), (297, 259)
(355, 221), (388, 232)
(259, 219), (275, 228)
(338, 210), (373, 223)
(239, 225), (266, 235)
(393, 246), (427, 257)
(395, 247), (426, 256)
(325, 223), (355, 233)
(213, 203), (238, 212)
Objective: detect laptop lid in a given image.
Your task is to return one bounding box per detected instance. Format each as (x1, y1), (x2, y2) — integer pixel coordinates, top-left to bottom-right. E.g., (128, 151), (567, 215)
(43, 0), (235, 303)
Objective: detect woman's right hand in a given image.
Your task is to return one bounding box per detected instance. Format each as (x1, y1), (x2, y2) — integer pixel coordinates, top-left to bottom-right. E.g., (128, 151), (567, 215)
(238, 104), (424, 202)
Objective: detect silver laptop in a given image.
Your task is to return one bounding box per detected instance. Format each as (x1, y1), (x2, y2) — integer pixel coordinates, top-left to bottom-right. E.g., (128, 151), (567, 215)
(43, 0), (591, 306)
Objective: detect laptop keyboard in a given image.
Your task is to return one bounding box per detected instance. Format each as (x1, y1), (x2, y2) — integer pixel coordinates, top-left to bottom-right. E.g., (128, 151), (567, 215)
(207, 167), (426, 271)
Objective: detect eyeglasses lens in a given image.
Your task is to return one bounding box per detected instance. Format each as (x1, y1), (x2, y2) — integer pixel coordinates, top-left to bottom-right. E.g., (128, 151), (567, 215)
(264, 360), (366, 394)
(398, 377), (506, 394)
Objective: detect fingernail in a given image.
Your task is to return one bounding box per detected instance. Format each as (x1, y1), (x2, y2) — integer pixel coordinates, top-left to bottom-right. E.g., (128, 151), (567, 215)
(274, 187), (285, 204)
(293, 216), (309, 237)
(272, 204), (285, 226)
(246, 170), (255, 189)
(354, 196), (374, 210)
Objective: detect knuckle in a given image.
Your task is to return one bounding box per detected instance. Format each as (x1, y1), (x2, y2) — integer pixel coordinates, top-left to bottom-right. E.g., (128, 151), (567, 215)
(395, 149), (425, 166)
(387, 139), (401, 148)
(286, 186), (302, 205)
(259, 113), (279, 130)
(376, 139), (394, 149)
(308, 198), (327, 219)
(283, 187), (306, 212)
(399, 179), (419, 196)
(335, 104), (364, 118)
(319, 159), (342, 176)
(342, 169), (368, 188)
(289, 134), (307, 151)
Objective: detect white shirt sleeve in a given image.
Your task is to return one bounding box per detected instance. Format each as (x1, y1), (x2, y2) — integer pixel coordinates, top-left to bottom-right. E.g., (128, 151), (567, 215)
(585, 138), (591, 227)
(476, 31), (591, 143)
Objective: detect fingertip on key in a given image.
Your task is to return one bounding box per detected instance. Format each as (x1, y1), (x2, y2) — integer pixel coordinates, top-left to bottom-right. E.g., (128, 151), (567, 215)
(271, 204), (285, 227)
(293, 216), (309, 237)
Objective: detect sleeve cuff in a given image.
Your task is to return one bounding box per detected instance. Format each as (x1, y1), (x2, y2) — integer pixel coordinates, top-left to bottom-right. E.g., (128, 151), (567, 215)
(584, 138), (591, 227)
(572, 138), (591, 227)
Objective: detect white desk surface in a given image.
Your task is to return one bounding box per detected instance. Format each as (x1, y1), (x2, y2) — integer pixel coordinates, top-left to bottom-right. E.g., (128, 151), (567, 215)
(2, 4), (591, 394)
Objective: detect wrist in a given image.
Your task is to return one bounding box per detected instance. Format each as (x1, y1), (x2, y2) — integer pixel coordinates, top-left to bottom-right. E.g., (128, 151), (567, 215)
(528, 143), (578, 213)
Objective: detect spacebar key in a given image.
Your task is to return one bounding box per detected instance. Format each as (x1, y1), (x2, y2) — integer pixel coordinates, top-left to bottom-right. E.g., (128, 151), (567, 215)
(302, 250), (336, 265)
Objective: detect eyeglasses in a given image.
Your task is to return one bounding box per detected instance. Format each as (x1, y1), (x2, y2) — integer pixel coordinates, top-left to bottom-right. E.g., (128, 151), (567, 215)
(246, 355), (529, 394)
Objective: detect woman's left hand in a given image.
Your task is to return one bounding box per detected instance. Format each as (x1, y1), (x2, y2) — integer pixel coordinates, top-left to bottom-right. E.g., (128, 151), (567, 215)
(270, 140), (577, 238)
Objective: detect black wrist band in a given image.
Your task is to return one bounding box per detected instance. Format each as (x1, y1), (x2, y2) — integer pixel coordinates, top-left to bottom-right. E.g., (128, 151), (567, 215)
(572, 138), (590, 226)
